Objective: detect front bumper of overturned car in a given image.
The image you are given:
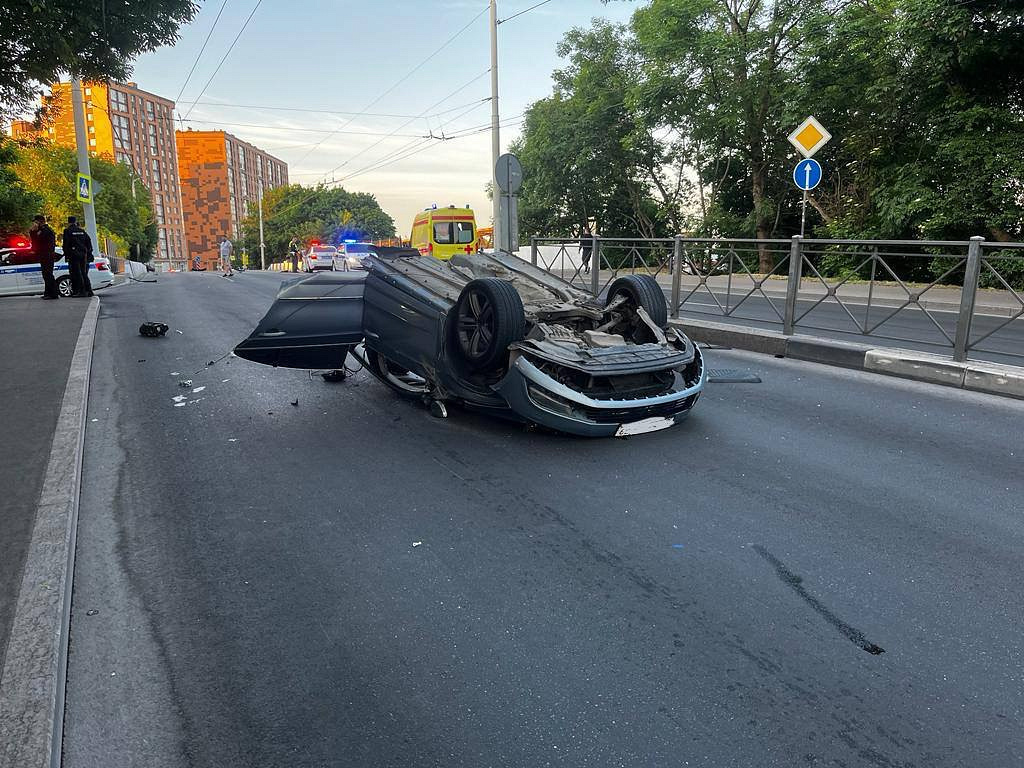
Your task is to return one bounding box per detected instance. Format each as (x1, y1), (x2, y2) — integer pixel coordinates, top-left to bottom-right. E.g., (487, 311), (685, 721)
(492, 346), (706, 437)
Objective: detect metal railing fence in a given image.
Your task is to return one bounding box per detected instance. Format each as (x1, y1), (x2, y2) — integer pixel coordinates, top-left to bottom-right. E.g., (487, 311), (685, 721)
(529, 235), (1024, 363)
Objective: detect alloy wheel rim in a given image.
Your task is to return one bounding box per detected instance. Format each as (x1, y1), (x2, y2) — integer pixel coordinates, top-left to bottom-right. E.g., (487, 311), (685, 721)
(457, 289), (495, 360)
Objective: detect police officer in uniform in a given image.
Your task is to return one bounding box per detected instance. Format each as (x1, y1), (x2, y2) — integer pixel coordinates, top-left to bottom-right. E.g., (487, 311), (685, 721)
(61, 216), (94, 297)
(29, 214), (59, 299)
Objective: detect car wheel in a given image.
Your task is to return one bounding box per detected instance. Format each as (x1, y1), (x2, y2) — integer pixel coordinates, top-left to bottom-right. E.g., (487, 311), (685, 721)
(606, 274), (668, 328)
(57, 276), (72, 297)
(454, 278), (525, 371)
(365, 348), (432, 400)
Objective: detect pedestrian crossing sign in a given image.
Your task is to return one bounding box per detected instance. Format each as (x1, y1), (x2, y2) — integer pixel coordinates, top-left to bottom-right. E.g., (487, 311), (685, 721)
(76, 173), (93, 203)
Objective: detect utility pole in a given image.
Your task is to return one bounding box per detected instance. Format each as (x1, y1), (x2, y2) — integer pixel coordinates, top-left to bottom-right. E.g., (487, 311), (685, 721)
(71, 77), (99, 248)
(258, 182), (266, 271)
(489, 0), (500, 250)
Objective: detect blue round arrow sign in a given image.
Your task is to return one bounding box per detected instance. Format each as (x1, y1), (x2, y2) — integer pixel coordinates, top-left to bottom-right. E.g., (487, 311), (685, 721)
(793, 158), (822, 191)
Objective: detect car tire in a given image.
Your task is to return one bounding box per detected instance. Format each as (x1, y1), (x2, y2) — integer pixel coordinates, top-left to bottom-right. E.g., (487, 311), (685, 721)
(57, 276), (72, 297)
(454, 278), (525, 371)
(365, 348), (432, 400)
(606, 274), (668, 328)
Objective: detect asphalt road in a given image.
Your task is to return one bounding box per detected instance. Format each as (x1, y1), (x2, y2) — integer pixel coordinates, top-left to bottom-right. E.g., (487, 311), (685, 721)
(64, 271), (1023, 767)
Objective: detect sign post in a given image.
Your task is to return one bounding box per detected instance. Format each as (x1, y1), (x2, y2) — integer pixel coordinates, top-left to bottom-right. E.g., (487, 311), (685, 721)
(494, 153), (523, 253)
(787, 116), (831, 237)
(76, 173), (93, 203)
(792, 158), (822, 237)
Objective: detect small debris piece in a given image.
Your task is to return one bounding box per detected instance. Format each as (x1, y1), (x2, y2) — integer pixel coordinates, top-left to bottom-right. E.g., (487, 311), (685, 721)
(85, 609), (99, 616)
(137, 359), (146, 363)
(178, 379), (193, 388)
(139, 321), (169, 337)
(192, 386), (206, 393)
(412, 542), (423, 548)
(429, 400), (448, 419)
(228, 438), (238, 442)
(321, 369), (346, 383)
(175, 329), (183, 334)
(207, 360), (215, 366)
(290, 398), (299, 407)
(91, 418), (98, 422)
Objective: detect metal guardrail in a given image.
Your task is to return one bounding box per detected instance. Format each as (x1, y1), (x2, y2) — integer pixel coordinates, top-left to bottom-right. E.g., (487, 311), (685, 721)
(529, 236), (1024, 363)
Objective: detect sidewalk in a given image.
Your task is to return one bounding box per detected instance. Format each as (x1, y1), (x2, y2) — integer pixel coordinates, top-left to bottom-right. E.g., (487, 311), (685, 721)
(0, 298), (91, 671)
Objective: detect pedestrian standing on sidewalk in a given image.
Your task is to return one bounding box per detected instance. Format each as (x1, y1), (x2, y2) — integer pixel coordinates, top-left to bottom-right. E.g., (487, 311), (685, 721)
(61, 216), (94, 297)
(29, 214), (59, 299)
(219, 236), (234, 277)
(579, 225), (593, 275)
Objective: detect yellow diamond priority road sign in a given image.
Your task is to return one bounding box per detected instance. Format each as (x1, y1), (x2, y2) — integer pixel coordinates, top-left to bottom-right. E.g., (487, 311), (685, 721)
(788, 116), (831, 158)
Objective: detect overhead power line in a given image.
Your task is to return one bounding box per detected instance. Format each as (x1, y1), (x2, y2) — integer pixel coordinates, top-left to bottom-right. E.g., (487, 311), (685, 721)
(170, 99), (488, 120)
(265, 72), (492, 224)
(292, 3), (490, 169)
(499, 0), (553, 24)
(174, 0), (230, 105)
(181, 0), (264, 121)
(177, 118), (430, 138)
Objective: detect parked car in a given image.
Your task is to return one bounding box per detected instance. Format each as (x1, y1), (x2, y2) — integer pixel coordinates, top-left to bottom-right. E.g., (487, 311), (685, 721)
(0, 246), (114, 296)
(332, 241), (375, 271)
(302, 244), (338, 272)
(235, 248), (705, 437)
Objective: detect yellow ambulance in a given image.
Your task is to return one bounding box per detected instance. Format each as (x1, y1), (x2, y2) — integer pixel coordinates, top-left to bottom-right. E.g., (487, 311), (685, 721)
(410, 205), (478, 260)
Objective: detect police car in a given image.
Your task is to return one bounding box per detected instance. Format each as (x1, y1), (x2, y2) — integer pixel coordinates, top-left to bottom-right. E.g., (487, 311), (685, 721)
(0, 241), (114, 297)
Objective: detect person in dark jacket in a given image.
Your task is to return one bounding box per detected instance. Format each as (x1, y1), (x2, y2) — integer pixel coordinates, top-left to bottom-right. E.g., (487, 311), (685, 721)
(29, 214), (59, 299)
(579, 225), (593, 275)
(61, 216), (94, 297)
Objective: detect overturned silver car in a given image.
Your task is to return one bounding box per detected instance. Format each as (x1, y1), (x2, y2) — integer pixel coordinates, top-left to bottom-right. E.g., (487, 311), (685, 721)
(235, 248), (705, 437)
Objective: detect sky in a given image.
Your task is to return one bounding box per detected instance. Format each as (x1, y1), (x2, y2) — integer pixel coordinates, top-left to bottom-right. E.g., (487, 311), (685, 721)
(124, 0), (638, 235)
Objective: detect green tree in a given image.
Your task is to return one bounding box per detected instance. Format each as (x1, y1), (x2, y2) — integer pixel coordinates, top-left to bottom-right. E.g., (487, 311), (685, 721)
(513, 20), (681, 240)
(797, 0), (1024, 243)
(0, 0), (197, 121)
(632, 0), (835, 269)
(239, 185), (396, 263)
(11, 139), (156, 258)
(0, 136), (43, 230)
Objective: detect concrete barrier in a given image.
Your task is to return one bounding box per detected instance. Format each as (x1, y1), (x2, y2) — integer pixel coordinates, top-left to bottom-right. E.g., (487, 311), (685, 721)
(669, 319), (788, 356)
(670, 317), (1024, 400)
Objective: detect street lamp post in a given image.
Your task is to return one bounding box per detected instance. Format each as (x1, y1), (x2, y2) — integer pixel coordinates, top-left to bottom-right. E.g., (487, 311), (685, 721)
(489, 0), (500, 250)
(70, 77), (99, 248)
(258, 182), (266, 271)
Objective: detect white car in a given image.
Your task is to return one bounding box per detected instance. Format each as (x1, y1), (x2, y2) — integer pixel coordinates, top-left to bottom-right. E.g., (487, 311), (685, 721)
(332, 241), (376, 271)
(302, 244), (338, 272)
(0, 246), (114, 297)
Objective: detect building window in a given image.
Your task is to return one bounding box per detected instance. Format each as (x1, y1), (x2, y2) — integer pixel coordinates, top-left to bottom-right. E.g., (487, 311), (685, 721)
(88, 125), (95, 134)
(85, 87), (92, 96)
(110, 89), (128, 111)
(151, 158), (162, 190)
(89, 138), (96, 147)
(148, 124), (158, 155)
(113, 115), (130, 149)
(146, 100), (155, 119)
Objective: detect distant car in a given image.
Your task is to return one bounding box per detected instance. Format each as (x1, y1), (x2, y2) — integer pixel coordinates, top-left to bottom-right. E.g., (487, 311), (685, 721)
(0, 245), (113, 297)
(235, 248), (706, 437)
(302, 245), (338, 272)
(333, 242), (375, 271)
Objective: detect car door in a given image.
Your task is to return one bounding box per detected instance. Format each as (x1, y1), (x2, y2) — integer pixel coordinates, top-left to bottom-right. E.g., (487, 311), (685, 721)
(0, 249), (22, 295)
(234, 271), (366, 369)
(0, 248), (38, 295)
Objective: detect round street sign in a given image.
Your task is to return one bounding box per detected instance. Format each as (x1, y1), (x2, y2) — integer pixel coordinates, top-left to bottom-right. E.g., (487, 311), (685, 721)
(793, 158), (822, 191)
(495, 153), (523, 194)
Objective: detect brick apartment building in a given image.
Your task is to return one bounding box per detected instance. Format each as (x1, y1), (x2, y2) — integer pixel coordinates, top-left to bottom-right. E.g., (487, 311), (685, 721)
(20, 81), (189, 271)
(175, 129), (289, 270)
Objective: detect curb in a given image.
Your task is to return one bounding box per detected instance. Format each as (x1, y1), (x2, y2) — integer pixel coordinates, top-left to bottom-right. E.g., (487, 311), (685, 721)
(0, 297), (99, 768)
(671, 317), (1024, 400)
